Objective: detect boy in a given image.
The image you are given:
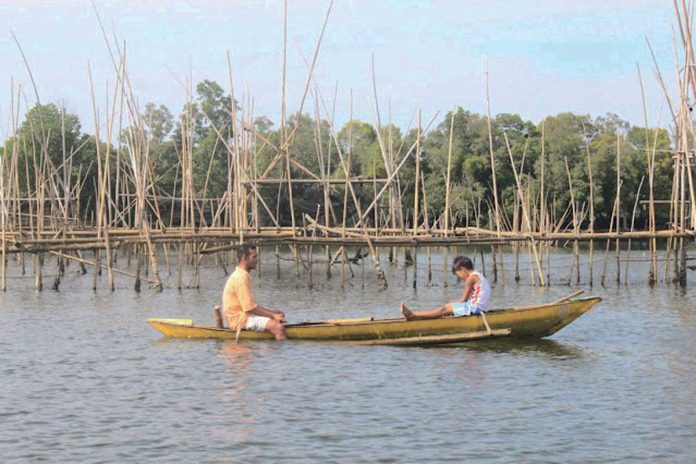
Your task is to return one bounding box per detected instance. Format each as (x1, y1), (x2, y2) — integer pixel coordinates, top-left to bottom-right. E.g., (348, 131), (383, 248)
(400, 256), (491, 327)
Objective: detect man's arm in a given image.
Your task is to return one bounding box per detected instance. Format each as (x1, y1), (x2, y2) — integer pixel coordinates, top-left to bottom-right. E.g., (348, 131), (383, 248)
(249, 305), (286, 323)
(234, 273), (287, 322)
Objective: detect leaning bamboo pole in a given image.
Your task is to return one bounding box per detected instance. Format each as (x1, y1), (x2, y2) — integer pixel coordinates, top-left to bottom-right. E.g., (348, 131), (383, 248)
(615, 131), (622, 285)
(564, 157), (579, 285)
(625, 175), (646, 284)
(582, 123), (595, 287)
(485, 59), (502, 239)
(1, 143), (6, 291)
(444, 109), (455, 236)
(504, 133), (544, 286)
(637, 64), (659, 284)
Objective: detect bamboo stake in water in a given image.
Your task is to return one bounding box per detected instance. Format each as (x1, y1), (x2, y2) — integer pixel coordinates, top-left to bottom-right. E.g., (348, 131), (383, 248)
(503, 133), (544, 286)
(413, 109), (421, 289)
(564, 157), (578, 286)
(485, 59), (502, 240)
(615, 131), (622, 285)
(638, 60), (658, 284)
(625, 176), (645, 284)
(582, 122), (595, 287)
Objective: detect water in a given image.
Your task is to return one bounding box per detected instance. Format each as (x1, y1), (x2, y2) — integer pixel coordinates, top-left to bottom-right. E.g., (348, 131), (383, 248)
(1, 251), (695, 463)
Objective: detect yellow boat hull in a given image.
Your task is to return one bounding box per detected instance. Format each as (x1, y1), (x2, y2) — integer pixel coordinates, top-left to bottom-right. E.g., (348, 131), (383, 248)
(147, 296), (601, 342)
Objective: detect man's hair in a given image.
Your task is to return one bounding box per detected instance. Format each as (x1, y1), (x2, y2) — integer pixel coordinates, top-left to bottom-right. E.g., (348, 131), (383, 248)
(451, 256), (473, 274)
(237, 244), (257, 263)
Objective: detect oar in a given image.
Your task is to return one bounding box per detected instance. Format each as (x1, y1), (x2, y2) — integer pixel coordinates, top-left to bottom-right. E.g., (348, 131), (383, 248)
(480, 311), (493, 335)
(284, 317), (374, 328)
(550, 289), (585, 305)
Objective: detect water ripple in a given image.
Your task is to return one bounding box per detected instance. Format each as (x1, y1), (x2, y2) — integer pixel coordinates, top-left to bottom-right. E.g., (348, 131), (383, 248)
(1, 259), (695, 463)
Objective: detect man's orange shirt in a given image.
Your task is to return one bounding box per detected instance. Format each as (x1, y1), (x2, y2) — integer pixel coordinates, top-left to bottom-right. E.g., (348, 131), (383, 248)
(222, 266), (258, 330)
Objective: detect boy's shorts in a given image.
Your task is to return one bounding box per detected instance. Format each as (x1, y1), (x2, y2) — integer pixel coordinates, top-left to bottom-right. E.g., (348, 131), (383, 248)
(452, 301), (482, 317)
(245, 315), (270, 331)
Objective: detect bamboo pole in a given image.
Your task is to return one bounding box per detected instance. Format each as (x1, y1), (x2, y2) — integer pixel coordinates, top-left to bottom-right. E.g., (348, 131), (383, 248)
(615, 131), (622, 285)
(625, 176), (646, 284)
(638, 65), (658, 285)
(582, 123), (595, 287)
(504, 133), (545, 285)
(564, 157), (579, 285)
(485, 59), (502, 239)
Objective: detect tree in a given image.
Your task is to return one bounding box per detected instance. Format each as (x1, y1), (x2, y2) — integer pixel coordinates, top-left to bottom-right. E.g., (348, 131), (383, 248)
(336, 119), (378, 176)
(15, 103), (83, 192)
(536, 112), (594, 222)
(170, 80), (239, 200)
(143, 103), (174, 144)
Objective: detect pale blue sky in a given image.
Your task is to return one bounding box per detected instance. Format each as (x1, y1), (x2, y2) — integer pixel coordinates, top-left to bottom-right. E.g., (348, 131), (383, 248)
(0, 0), (677, 136)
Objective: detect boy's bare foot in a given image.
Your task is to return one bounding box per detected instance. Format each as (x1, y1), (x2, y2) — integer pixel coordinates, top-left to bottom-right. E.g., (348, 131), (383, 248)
(400, 302), (414, 320)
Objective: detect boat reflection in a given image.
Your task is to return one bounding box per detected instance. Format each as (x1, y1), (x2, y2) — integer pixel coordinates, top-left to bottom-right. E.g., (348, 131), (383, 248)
(425, 337), (585, 359)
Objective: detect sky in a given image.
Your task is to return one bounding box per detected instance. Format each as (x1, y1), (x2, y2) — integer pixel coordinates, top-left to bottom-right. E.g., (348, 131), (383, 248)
(0, 0), (679, 137)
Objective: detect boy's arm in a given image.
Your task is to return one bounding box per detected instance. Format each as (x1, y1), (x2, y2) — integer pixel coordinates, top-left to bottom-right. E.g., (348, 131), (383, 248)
(458, 274), (479, 302)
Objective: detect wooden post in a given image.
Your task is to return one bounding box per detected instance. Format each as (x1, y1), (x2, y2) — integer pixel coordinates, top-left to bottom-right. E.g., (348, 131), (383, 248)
(637, 64), (658, 285)
(564, 157), (578, 286)
(583, 122), (595, 287)
(485, 59), (502, 240)
(615, 131), (622, 285)
(625, 176), (645, 284)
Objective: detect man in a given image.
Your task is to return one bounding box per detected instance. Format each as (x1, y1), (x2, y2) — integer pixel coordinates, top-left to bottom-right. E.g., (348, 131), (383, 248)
(221, 244), (287, 340)
(400, 256), (492, 331)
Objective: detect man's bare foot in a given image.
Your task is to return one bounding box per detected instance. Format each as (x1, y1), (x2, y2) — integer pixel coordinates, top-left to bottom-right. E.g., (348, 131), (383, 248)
(400, 302), (414, 320)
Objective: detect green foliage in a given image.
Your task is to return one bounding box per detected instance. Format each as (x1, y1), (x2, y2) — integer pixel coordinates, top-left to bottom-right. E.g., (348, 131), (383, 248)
(14, 103), (82, 190)
(143, 103), (174, 144)
(2, 83), (679, 231)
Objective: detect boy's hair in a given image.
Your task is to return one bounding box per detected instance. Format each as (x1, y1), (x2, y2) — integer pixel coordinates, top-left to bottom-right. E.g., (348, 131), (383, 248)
(451, 256), (473, 274)
(237, 244), (257, 263)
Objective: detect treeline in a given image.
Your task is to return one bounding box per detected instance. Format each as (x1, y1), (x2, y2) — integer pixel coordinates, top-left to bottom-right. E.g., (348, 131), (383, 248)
(3, 79), (674, 231)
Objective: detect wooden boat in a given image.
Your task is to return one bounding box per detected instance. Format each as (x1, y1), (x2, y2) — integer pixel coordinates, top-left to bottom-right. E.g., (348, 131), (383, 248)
(147, 292), (600, 346)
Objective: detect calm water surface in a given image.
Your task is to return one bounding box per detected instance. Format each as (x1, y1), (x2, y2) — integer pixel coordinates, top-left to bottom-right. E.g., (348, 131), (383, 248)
(1, 252), (695, 463)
